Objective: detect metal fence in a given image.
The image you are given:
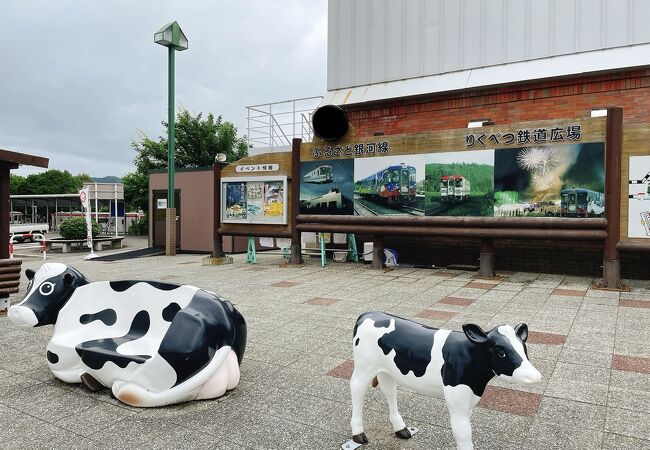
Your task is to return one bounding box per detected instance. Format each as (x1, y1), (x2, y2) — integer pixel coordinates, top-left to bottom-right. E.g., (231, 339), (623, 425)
(246, 96), (323, 150)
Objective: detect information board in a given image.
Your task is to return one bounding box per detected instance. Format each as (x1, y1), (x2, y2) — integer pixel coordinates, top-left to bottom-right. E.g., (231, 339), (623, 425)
(221, 176), (288, 225)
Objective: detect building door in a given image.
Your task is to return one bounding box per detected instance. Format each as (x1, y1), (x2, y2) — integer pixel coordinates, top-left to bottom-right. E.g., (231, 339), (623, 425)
(153, 190), (181, 248)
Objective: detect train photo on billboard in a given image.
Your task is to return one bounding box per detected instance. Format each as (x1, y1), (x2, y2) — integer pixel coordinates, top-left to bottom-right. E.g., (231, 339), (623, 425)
(355, 164), (416, 204)
(560, 188), (604, 217)
(303, 165), (333, 184)
(302, 188), (342, 210)
(440, 175), (471, 202)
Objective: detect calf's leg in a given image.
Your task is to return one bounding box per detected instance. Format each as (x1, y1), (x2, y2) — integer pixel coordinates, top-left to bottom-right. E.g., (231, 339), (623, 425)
(376, 373), (410, 439)
(443, 385), (480, 450)
(350, 368), (374, 444)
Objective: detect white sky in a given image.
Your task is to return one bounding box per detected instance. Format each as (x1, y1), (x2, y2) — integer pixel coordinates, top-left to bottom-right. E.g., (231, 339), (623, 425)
(425, 149), (495, 166)
(1, 0), (327, 177)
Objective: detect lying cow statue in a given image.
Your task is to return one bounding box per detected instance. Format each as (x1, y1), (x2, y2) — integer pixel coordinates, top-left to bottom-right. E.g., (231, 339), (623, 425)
(8, 263), (246, 408)
(350, 311), (541, 450)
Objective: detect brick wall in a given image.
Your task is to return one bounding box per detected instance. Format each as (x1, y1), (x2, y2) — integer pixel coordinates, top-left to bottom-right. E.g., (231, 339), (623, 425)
(344, 69), (650, 134)
(345, 69), (650, 279)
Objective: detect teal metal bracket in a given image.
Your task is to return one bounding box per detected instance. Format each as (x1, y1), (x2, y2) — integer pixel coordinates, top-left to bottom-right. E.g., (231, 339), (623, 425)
(348, 234), (359, 262)
(319, 233), (326, 267)
(245, 236), (256, 263)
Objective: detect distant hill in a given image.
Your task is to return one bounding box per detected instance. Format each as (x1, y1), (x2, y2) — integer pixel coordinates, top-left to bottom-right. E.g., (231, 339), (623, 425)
(92, 176), (122, 183)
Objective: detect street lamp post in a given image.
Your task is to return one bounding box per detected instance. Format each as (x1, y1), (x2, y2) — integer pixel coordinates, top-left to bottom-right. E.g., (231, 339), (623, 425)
(154, 21), (188, 256)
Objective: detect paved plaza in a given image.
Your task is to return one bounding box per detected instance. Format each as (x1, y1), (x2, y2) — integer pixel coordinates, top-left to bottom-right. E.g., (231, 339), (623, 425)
(1, 241), (649, 449)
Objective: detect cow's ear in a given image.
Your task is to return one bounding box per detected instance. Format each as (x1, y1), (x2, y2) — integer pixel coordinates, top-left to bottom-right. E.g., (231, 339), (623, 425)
(25, 269), (35, 280)
(63, 273), (74, 288)
(514, 323), (528, 342)
(462, 323), (489, 345)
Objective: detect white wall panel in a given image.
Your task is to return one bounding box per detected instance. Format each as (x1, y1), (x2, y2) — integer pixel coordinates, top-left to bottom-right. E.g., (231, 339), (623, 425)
(403, 0), (423, 79)
(631, 0), (650, 43)
(504, 0), (528, 62)
(528, 0), (552, 59)
(421, 0), (442, 75)
(352, 0), (370, 86)
(328, 0), (650, 90)
(576, 0), (603, 52)
(441, 0), (462, 73)
(551, 0), (577, 55)
(385, 0), (403, 81)
(337, 0), (354, 85)
(483, 0), (505, 67)
(604, 0), (629, 47)
(368, 1), (387, 85)
(461, 0), (483, 69)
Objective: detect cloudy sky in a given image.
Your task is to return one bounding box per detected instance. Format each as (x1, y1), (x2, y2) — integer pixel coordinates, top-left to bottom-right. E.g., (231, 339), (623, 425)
(1, 0), (327, 177)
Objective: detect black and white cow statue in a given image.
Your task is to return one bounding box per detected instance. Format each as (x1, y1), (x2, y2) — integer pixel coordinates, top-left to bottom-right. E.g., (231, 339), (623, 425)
(350, 311), (541, 450)
(8, 263), (246, 408)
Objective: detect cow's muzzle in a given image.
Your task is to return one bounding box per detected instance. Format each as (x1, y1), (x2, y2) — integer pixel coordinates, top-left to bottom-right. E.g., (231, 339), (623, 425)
(7, 305), (38, 327)
(512, 362), (542, 384)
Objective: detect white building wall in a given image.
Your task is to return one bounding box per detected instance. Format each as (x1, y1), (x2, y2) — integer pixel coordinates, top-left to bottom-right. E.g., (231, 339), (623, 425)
(328, 0), (650, 91)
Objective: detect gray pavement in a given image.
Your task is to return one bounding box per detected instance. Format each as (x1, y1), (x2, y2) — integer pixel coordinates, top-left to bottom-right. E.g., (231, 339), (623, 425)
(1, 241), (649, 449)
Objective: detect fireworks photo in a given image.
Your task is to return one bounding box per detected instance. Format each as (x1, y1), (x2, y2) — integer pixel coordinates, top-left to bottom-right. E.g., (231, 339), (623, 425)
(493, 143), (604, 218)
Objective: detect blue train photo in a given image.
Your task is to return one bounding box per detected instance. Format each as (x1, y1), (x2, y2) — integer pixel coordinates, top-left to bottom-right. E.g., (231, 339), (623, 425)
(355, 164), (417, 204)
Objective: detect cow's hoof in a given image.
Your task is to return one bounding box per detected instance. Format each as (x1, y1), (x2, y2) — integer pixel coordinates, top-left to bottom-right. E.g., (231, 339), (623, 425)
(80, 373), (105, 392)
(395, 427), (412, 439)
(352, 433), (368, 444)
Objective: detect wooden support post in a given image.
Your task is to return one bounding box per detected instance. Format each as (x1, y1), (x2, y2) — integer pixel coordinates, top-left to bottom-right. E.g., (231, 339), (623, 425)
(0, 163), (10, 260)
(478, 238), (495, 278)
(213, 162), (225, 258)
(289, 138), (303, 265)
(602, 107), (623, 289)
(204, 160), (233, 266)
(371, 234), (384, 270)
(165, 208), (176, 256)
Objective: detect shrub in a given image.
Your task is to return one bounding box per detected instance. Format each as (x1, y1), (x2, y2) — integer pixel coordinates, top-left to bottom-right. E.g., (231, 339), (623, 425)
(59, 217), (100, 240)
(127, 215), (148, 235)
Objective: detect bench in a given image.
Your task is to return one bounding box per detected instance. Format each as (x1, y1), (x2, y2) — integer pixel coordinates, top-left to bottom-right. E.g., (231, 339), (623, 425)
(45, 237), (125, 253)
(93, 237), (125, 251)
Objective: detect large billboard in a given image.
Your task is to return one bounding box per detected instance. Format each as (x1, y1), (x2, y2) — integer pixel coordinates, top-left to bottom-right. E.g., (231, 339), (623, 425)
(299, 142), (605, 219)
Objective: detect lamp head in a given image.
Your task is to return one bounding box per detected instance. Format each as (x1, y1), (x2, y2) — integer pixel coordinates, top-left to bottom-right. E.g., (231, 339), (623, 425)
(154, 21), (188, 51)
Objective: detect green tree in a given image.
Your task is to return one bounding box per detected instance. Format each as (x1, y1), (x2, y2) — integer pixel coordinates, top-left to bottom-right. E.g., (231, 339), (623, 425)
(129, 108), (249, 212)
(10, 170), (92, 195)
(122, 171), (148, 212)
(132, 108), (249, 174)
(10, 174), (25, 194)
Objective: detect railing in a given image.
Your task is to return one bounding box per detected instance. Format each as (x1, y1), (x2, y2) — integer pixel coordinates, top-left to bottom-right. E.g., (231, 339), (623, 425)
(246, 96), (323, 150)
(10, 233), (47, 260)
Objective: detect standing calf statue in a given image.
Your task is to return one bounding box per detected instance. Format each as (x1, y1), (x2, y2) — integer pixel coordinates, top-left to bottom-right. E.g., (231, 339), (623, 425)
(8, 263), (246, 407)
(350, 311), (541, 450)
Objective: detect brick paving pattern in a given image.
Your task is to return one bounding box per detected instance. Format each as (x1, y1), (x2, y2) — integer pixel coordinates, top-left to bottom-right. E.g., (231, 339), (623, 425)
(0, 245), (649, 449)
(439, 297), (474, 306)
